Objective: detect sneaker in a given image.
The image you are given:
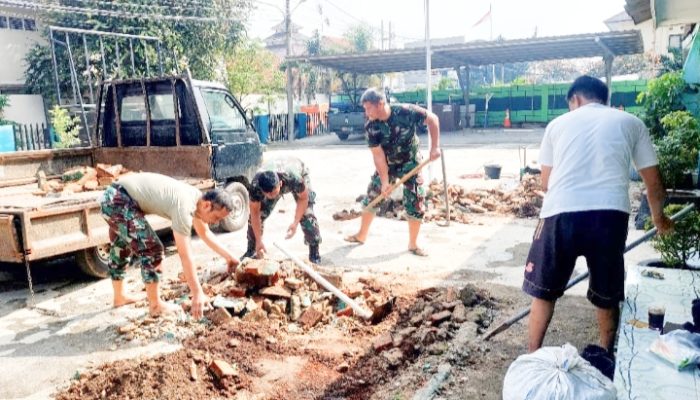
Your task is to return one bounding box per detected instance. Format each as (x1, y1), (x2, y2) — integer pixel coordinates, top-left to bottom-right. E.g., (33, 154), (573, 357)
(309, 245), (321, 264)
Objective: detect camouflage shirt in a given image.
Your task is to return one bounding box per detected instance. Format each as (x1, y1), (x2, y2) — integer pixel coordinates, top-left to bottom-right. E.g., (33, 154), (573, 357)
(250, 156), (309, 202)
(365, 104), (427, 166)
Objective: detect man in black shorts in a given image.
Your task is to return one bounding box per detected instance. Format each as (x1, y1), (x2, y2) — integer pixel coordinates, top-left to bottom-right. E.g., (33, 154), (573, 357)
(523, 76), (672, 353)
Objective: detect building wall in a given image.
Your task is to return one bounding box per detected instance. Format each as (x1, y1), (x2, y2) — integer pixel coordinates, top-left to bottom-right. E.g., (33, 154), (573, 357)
(607, 16), (687, 56)
(0, 6), (43, 87)
(4, 94), (47, 125)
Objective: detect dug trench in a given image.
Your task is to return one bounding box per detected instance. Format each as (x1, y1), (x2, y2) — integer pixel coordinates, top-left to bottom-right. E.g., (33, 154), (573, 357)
(55, 256), (599, 400)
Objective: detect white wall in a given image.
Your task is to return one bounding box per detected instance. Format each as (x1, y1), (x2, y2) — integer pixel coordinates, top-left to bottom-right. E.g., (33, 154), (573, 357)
(4, 95), (47, 125)
(0, 6), (44, 86)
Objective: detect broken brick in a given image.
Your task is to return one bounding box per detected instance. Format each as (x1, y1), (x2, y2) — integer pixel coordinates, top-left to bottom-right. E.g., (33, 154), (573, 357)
(226, 286), (247, 298)
(207, 307), (232, 325)
(259, 285), (292, 299)
(430, 310), (452, 325)
(298, 308), (323, 328)
(342, 284), (363, 298)
(452, 303), (467, 323)
(445, 287), (458, 303)
(209, 360), (237, 380)
(441, 301), (461, 311)
(96, 163), (123, 178)
(284, 277), (303, 290)
(82, 180), (99, 191)
(373, 332), (394, 353)
(189, 361), (198, 381)
(336, 307), (354, 317)
(318, 272), (343, 288)
(98, 177), (115, 187)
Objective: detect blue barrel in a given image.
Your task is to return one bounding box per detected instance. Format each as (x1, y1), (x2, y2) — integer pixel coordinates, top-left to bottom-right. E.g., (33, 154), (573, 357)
(0, 125), (15, 153)
(295, 113), (307, 139)
(254, 115), (270, 144)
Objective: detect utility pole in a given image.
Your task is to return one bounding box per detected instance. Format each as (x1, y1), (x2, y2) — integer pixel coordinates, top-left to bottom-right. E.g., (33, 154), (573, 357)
(285, 0), (295, 141)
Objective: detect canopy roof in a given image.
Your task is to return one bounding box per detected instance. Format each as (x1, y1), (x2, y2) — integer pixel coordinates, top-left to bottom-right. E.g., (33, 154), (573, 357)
(290, 30), (643, 74)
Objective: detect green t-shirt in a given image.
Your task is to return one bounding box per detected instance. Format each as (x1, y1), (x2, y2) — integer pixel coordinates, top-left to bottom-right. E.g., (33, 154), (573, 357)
(118, 172), (202, 236)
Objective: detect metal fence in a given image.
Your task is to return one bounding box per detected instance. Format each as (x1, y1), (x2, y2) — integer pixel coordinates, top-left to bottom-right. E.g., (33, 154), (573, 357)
(14, 123), (52, 151)
(266, 112), (330, 143)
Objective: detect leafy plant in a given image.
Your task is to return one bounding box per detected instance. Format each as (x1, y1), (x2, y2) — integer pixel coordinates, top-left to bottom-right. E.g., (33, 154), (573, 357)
(647, 204), (700, 268)
(0, 94), (8, 125)
(636, 71), (687, 140)
(224, 40), (284, 108)
(655, 111), (700, 190)
(49, 106), (81, 149)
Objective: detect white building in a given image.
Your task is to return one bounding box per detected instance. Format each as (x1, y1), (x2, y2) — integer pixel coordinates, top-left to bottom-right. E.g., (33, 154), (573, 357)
(0, 5), (47, 126)
(604, 10), (693, 56)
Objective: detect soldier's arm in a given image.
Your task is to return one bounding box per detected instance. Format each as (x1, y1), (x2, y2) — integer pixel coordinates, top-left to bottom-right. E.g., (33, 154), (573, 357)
(173, 231), (206, 319)
(250, 200), (264, 247)
(192, 217), (239, 266)
(370, 146), (390, 187)
(292, 187), (309, 226)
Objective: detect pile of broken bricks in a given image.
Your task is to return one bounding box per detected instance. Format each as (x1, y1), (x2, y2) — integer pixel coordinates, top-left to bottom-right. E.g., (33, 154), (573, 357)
(369, 284), (496, 369)
(36, 163), (128, 196)
(114, 258), (392, 342)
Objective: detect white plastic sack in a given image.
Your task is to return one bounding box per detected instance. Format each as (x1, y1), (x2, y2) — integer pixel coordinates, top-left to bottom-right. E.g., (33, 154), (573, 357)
(503, 343), (616, 400)
(649, 329), (700, 370)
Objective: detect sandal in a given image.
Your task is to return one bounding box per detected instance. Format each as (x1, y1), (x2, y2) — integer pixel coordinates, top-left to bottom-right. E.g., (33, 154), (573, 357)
(344, 235), (365, 244)
(408, 247), (428, 257)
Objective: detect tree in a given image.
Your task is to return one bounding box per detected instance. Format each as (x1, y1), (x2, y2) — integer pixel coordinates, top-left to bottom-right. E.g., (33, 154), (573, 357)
(224, 40), (284, 111)
(25, 0), (252, 107)
(0, 94), (9, 125)
(334, 24), (378, 111)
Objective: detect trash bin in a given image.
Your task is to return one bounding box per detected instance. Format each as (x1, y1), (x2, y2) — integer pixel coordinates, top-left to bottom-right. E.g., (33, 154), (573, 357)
(484, 164), (502, 179)
(254, 115), (270, 144)
(295, 113), (307, 139)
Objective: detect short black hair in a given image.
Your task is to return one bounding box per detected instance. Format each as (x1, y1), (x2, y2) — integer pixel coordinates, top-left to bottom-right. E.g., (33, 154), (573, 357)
(566, 75), (608, 104)
(360, 87), (386, 105)
(201, 188), (235, 211)
(256, 171), (280, 193)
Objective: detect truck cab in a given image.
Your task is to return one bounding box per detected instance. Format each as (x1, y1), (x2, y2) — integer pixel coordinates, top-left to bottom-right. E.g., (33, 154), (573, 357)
(95, 75), (263, 232)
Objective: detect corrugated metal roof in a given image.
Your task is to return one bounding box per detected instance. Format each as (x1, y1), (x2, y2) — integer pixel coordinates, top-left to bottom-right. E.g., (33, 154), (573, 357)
(290, 31), (644, 74)
(624, 0), (652, 24)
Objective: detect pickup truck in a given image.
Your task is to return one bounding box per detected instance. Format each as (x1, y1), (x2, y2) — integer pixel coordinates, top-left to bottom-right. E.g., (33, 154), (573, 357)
(328, 110), (366, 141)
(0, 75), (262, 278)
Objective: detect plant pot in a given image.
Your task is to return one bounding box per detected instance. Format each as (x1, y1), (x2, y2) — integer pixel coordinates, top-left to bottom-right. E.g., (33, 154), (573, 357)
(484, 164), (502, 180)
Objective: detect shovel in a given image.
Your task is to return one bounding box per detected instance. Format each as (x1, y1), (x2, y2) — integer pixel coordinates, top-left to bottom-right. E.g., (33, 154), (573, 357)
(274, 242), (395, 324)
(482, 203), (695, 341)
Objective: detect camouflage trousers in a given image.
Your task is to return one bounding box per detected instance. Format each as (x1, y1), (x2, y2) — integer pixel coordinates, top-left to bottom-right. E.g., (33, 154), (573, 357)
(362, 159), (426, 220)
(100, 184), (164, 283)
(246, 192), (322, 253)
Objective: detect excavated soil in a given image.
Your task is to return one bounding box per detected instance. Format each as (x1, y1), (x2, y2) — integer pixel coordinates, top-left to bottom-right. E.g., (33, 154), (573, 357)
(55, 282), (598, 400)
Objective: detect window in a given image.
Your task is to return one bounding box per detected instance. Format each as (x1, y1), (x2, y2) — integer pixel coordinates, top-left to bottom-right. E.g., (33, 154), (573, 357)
(8, 17), (23, 30)
(23, 19), (36, 31)
(200, 89), (247, 132)
(148, 93), (176, 120)
(120, 95), (147, 122)
(0, 16), (7, 29)
(668, 34), (682, 50)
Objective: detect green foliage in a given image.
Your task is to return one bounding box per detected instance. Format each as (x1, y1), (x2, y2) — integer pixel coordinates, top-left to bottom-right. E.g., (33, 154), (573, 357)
(335, 25), (379, 110)
(646, 204), (700, 267)
(655, 111), (700, 190)
(25, 0), (252, 107)
(636, 71), (687, 140)
(0, 94), (9, 125)
(49, 106), (81, 148)
(436, 76), (457, 91)
(343, 24), (374, 53)
(224, 40), (284, 107)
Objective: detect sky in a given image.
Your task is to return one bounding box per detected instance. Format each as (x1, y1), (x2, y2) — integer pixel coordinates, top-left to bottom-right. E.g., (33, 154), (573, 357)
(246, 0), (628, 47)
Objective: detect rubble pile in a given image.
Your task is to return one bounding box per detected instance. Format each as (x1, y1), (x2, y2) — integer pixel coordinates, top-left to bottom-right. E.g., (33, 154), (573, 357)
(368, 284), (496, 369)
(37, 163), (128, 195)
(115, 259), (392, 343)
(339, 174), (544, 224)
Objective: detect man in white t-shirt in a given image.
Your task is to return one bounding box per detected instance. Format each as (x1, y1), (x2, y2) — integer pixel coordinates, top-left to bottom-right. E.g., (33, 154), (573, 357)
(523, 76), (673, 353)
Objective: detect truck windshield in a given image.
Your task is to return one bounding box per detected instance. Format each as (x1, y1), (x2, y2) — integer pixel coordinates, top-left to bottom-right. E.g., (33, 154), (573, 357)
(200, 89), (247, 132)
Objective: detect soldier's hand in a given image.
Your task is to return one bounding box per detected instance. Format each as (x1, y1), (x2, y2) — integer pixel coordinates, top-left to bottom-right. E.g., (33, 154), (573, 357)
(429, 147), (441, 161)
(381, 182), (392, 197)
(255, 243), (267, 259)
(286, 222), (298, 239)
(653, 214), (674, 235)
(226, 256), (240, 274)
(191, 290), (210, 320)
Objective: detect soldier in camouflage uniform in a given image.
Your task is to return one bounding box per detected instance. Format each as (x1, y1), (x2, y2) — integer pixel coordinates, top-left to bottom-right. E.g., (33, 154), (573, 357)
(244, 156), (322, 263)
(345, 87), (442, 256)
(101, 172), (240, 319)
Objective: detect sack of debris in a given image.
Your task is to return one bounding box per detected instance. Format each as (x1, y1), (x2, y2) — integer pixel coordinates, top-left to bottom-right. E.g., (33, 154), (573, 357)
(502, 343), (616, 400)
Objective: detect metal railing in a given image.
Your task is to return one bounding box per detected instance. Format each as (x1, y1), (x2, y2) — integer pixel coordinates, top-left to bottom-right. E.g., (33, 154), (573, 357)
(13, 123), (52, 151)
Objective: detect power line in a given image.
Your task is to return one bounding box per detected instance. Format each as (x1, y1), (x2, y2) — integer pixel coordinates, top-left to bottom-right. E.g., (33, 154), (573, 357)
(322, 0), (421, 42)
(0, 0), (241, 22)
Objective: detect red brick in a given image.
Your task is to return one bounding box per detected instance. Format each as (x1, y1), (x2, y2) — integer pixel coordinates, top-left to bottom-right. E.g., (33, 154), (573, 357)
(373, 332), (394, 353)
(441, 301), (461, 311)
(430, 310), (452, 325)
(342, 284), (363, 298)
(259, 285), (291, 299)
(227, 286), (247, 298)
(209, 360), (237, 380)
(97, 177), (115, 187)
(298, 308), (323, 328)
(336, 307), (354, 317)
(208, 307), (232, 325)
(284, 278), (303, 290)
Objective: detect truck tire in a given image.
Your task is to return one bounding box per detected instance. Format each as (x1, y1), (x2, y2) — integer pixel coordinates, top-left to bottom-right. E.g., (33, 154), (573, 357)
(220, 182), (250, 232)
(337, 133), (350, 141)
(76, 244), (111, 279)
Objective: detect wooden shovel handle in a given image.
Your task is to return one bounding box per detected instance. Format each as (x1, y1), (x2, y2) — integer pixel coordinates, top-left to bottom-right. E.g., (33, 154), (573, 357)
(364, 158), (432, 211)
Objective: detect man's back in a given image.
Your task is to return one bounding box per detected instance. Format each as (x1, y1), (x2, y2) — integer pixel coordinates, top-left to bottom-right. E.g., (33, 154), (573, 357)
(539, 103), (657, 218)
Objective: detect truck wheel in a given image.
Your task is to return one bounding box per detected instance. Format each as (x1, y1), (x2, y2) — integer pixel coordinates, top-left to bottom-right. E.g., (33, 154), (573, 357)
(76, 244), (111, 279)
(337, 133), (350, 141)
(220, 182), (250, 232)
